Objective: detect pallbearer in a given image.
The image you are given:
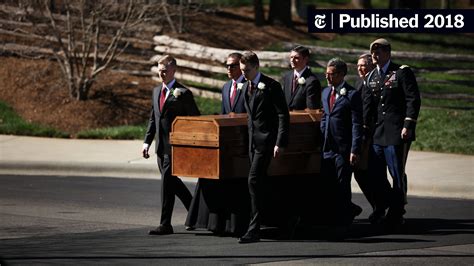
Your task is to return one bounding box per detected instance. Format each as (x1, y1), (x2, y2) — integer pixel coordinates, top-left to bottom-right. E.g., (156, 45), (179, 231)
(282, 45), (321, 110)
(142, 55), (200, 235)
(238, 51), (290, 244)
(320, 58), (363, 226)
(185, 52), (249, 236)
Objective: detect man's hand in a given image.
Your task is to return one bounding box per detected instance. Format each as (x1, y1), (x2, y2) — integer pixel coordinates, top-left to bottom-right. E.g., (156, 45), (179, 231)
(142, 143), (150, 159)
(142, 148), (150, 159)
(274, 146), (284, 158)
(350, 153), (359, 166)
(401, 127), (410, 140)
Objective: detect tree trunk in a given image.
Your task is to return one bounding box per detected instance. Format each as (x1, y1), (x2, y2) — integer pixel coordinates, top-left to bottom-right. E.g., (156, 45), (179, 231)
(268, 0), (293, 27)
(76, 79), (93, 101)
(352, 0), (372, 8)
(178, 0), (184, 33)
(390, 0), (422, 8)
(441, 0), (451, 8)
(254, 0), (265, 26)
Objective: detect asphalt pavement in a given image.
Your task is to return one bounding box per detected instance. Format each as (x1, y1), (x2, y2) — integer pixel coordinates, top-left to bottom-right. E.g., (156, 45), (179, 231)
(0, 134), (472, 199)
(0, 134), (473, 265)
(1, 174), (473, 265)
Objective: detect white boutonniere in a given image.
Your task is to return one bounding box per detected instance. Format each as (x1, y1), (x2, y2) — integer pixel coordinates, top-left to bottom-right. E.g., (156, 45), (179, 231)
(257, 82), (266, 90)
(339, 87), (347, 96)
(297, 77), (306, 85)
(237, 83), (244, 90)
(172, 88), (184, 98)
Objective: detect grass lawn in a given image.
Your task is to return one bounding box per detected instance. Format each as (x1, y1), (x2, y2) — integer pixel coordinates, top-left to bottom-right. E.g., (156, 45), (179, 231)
(0, 101), (68, 138)
(301, 33), (474, 55)
(75, 96), (222, 139)
(420, 83), (473, 95)
(413, 107), (474, 154)
(76, 125), (145, 140)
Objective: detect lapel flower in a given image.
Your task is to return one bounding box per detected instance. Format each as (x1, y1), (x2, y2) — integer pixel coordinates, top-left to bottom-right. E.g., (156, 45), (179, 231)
(297, 77), (306, 85)
(257, 82), (266, 90)
(339, 87), (347, 96)
(237, 83), (244, 90)
(173, 88), (184, 98)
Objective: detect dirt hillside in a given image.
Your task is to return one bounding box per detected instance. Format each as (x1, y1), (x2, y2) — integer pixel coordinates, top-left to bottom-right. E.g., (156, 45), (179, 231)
(0, 6), (323, 135)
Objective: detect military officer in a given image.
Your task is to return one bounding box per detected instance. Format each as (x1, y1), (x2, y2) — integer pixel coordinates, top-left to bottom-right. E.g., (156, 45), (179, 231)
(363, 38), (421, 226)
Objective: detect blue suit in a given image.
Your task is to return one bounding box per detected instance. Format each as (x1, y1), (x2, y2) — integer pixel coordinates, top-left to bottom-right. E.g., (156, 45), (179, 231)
(320, 82), (362, 224)
(221, 78), (246, 114)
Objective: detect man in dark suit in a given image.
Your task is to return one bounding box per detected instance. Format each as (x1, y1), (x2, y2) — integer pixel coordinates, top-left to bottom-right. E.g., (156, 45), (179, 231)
(143, 55), (200, 235)
(222, 52), (246, 114)
(238, 51), (290, 243)
(320, 58), (363, 225)
(186, 52), (248, 236)
(351, 53), (377, 217)
(363, 38), (421, 226)
(282, 45), (321, 110)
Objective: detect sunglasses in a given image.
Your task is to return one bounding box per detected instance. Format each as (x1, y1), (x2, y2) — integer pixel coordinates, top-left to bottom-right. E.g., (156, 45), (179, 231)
(226, 63), (239, 69)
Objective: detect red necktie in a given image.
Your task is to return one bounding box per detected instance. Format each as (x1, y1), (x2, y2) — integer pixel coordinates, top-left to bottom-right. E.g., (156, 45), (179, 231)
(292, 74), (297, 94)
(230, 81), (237, 108)
(159, 84), (167, 112)
(329, 88), (336, 112)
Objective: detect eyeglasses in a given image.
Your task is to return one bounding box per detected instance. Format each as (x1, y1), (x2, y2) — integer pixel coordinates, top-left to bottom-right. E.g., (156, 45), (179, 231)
(226, 63), (239, 69)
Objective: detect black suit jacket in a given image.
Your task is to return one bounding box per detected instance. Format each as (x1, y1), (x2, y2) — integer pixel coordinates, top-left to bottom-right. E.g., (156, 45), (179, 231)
(221, 79), (246, 114)
(144, 81), (200, 155)
(282, 68), (321, 110)
(363, 62), (421, 146)
(320, 83), (362, 159)
(243, 74), (290, 153)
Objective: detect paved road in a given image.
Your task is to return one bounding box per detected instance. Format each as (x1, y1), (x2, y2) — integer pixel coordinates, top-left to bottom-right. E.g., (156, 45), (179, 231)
(1, 174), (473, 265)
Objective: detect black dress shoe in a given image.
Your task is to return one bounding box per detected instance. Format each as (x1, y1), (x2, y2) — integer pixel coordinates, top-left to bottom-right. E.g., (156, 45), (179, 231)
(351, 204), (363, 219)
(149, 225), (174, 235)
(384, 209), (405, 226)
(238, 233), (260, 244)
(185, 226), (195, 231)
(368, 210), (385, 225)
(384, 215), (405, 226)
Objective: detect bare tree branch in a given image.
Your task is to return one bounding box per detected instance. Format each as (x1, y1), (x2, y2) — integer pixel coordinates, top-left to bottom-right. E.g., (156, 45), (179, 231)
(4, 0), (193, 101)
(162, 0), (177, 33)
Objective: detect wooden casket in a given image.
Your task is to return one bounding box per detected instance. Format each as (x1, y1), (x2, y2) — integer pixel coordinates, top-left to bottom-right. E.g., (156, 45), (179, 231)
(170, 111), (322, 179)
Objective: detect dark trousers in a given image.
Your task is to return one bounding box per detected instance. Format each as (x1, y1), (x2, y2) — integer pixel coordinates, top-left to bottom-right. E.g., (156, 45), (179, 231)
(354, 169), (375, 209)
(371, 143), (411, 215)
(321, 154), (353, 224)
(157, 154), (192, 226)
(246, 149), (273, 236)
(353, 139), (376, 209)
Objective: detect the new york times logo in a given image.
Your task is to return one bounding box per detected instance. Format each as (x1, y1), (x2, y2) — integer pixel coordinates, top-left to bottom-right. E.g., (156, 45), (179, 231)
(314, 14), (326, 29)
(308, 9), (473, 33)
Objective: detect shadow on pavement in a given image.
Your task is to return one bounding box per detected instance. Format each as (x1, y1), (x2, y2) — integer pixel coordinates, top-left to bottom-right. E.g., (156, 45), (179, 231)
(260, 218), (474, 242)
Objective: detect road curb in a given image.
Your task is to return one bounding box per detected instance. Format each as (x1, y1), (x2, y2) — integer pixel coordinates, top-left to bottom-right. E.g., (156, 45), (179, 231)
(0, 161), (158, 179)
(1, 160), (471, 200)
